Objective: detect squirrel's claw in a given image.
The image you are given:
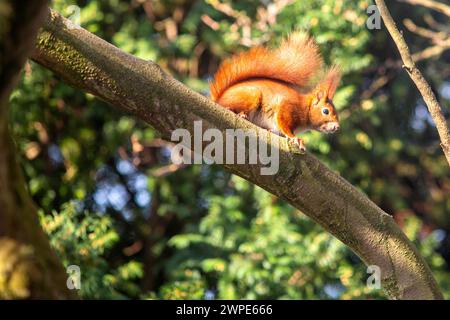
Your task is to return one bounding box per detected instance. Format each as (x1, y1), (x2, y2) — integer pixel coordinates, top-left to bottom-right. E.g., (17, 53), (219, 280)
(238, 112), (248, 120)
(288, 137), (306, 153)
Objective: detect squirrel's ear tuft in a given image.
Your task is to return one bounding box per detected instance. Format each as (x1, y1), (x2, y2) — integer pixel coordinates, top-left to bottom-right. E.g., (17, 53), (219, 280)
(324, 65), (341, 99)
(317, 90), (325, 101)
(312, 90), (326, 106)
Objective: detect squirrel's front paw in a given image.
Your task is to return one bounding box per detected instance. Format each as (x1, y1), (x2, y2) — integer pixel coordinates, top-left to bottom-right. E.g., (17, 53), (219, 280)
(238, 112), (248, 120)
(287, 137), (306, 153)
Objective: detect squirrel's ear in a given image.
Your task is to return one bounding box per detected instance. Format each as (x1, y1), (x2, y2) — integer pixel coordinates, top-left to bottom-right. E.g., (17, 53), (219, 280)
(316, 91), (325, 100)
(324, 65), (341, 99)
(312, 90), (326, 106)
(312, 66), (341, 105)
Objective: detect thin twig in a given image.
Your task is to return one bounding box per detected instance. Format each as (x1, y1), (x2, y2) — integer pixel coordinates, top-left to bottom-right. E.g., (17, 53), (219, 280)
(398, 0), (450, 17)
(403, 19), (449, 45)
(358, 39), (450, 109)
(423, 13), (446, 30)
(412, 38), (450, 61)
(151, 163), (188, 177)
(375, 0), (450, 166)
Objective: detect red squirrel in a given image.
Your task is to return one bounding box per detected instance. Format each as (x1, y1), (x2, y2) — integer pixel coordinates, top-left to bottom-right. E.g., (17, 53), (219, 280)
(210, 32), (341, 152)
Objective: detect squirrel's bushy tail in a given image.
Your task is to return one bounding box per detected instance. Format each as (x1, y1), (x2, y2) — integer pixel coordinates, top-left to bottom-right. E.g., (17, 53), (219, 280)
(210, 32), (323, 101)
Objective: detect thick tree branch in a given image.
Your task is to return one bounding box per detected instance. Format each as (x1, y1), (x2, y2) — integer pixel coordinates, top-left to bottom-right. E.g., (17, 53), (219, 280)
(31, 10), (443, 299)
(375, 0), (450, 166)
(0, 2), (77, 299)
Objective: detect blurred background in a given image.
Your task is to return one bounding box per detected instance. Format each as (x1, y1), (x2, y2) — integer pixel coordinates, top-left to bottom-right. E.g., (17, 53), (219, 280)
(9, 0), (450, 299)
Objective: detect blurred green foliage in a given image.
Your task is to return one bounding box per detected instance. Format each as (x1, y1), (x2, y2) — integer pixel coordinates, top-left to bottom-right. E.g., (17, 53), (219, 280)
(8, 0), (450, 299)
(40, 203), (143, 299)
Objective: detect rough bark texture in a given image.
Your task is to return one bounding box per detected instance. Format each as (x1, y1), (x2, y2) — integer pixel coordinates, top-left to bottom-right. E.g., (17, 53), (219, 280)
(30, 10), (443, 300)
(375, 0), (450, 166)
(0, 2), (77, 299)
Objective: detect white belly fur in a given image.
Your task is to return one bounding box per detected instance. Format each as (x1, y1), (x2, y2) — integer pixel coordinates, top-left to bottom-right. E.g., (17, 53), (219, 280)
(247, 110), (281, 135)
(246, 110), (310, 137)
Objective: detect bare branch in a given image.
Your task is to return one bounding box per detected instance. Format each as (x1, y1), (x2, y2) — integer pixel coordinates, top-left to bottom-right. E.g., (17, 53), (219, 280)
(375, 0), (450, 166)
(399, 0), (450, 17)
(412, 38), (450, 61)
(403, 19), (449, 44)
(151, 163), (188, 177)
(358, 39), (450, 103)
(423, 13), (446, 30)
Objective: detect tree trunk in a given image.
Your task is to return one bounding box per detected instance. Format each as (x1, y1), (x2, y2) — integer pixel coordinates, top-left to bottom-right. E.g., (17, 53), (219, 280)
(0, 2), (77, 299)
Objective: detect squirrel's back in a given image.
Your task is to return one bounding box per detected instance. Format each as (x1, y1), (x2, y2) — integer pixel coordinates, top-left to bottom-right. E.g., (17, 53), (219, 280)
(210, 32), (323, 101)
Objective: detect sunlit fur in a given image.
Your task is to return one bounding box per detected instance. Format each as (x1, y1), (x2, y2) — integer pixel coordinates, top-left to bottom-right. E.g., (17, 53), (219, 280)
(210, 32), (323, 102)
(307, 66), (341, 133)
(210, 32), (341, 145)
(308, 93), (340, 134)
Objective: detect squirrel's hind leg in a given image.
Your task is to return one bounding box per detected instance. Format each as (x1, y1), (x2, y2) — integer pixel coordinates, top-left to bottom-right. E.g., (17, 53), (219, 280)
(216, 86), (262, 119)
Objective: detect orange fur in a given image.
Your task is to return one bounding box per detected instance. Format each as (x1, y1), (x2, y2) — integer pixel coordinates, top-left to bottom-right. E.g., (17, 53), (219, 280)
(210, 32), (342, 151)
(316, 65), (341, 99)
(210, 32), (323, 101)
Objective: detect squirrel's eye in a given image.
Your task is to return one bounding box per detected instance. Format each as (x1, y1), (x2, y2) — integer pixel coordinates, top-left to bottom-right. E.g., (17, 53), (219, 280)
(322, 108), (330, 115)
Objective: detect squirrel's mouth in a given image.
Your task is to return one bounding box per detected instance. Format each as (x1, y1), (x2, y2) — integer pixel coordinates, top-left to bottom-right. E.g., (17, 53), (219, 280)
(318, 121), (340, 134)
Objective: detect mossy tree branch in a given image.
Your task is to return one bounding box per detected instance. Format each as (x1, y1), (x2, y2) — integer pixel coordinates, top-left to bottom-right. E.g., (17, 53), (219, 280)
(31, 10), (443, 299)
(0, 2), (77, 299)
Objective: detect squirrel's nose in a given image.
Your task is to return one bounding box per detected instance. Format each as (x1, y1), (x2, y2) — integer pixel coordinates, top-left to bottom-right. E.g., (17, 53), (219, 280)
(334, 123), (340, 131)
(329, 122), (339, 132)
